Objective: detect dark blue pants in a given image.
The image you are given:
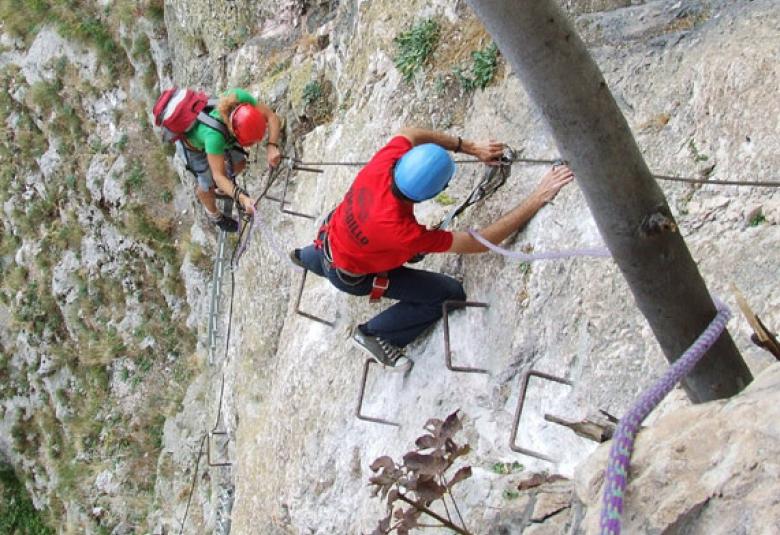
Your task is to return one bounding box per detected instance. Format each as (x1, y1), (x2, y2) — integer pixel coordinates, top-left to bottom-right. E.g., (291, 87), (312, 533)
(298, 245), (466, 347)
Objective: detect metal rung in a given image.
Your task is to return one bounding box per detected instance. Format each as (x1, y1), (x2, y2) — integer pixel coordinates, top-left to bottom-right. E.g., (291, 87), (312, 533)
(294, 269), (335, 327)
(207, 431), (232, 466)
(442, 300), (490, 374)
(509, 370), (573, 463)
(275, 163), (316, 220)
(355, 359), (400, 427)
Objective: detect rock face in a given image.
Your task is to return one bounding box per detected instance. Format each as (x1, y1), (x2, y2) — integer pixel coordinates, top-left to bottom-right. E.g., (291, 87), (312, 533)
(160, 0), (778, 533)
(576, 363), (780, 534)
(3, 0), (779, 533)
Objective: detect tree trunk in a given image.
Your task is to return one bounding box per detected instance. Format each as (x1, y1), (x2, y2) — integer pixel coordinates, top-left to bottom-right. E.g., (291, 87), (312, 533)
(466, 0), (752, 401)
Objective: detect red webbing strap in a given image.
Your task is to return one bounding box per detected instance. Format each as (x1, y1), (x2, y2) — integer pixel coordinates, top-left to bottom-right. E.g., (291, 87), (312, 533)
(369, 272), (389, 303)
(314, 211), (334, 250)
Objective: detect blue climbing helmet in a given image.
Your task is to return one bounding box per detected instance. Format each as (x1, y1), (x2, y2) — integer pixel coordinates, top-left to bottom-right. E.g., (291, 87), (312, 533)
(393, 143), (456, 201)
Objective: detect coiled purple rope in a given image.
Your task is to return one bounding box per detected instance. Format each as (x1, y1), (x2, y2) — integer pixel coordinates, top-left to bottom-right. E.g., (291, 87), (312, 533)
(600, 298), (731, 535)
(468, 229), (611, 260)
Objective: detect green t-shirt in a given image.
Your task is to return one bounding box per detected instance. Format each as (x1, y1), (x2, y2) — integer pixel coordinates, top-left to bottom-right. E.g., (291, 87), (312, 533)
(185, 88), (257, 154)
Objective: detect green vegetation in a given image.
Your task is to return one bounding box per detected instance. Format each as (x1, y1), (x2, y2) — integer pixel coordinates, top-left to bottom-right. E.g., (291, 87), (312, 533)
(28, 79), (62, 115)
(114, 133), (128, 152)
(687, 138), (709, 162)
(0, 0), (129, 76)
(749, 213), (766, 227)
(124, 163), (146, 193)
(0, 462), (54, 534)
(14, 280), (65, 339)
(518, 261), (531, 275)
(434, 191), (456, 206)
(491, 460), (523, 475)
(302, 80), (323, 106)
(503, 489), (520, 500)
(132, 33), (151, 61)
(454, 43), (499, 91)
(394, 18), (440, 82)
(0, 4), (203, 530)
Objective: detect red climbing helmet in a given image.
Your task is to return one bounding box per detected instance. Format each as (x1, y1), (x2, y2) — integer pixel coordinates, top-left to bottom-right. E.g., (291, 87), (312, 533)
(230, 103), (267, 146)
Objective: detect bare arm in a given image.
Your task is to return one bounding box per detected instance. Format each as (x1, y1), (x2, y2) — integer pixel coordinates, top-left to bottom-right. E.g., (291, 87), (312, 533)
(255, 102), (282, 167)
(207, 153), (256, 214)
(396, 127), (504, 163)
(447, 165), (575, 253)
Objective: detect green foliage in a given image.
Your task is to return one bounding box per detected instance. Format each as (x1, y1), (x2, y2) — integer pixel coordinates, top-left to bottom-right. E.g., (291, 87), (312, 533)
(131, 33), (151, 61)
(114, 133), (128, 152)
(142, 64), (158, 92)
(491, 460), (523, 475)
(518, 261), (531, 275)
(749, 213), (766, 227)
(188, 241), (212, 272)
(687, 139), (709, 162)
(126, 205), (175, 264)
(0, 0), (48, 40)
(0, 231), (20, 260)
(434, 192), (456, 206)
(0, 462), (54, 534)
(503, 489), (520, 500)
(302, 80), (323, 106)
(454, 43), (499, 92)
(149, 413), (165, 450)
(13, 112), (47, 162)
(124, 163), (146, 193)
(147, 0), (164, 22)
(5, 265), (27, 292)
(14, 279), (65, 338)
(28, 79), (62, 115)
(394, 18), (440, 83)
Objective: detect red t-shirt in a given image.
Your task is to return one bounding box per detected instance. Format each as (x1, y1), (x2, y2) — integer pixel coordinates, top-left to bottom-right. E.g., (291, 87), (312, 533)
(327, 136), (453, 273)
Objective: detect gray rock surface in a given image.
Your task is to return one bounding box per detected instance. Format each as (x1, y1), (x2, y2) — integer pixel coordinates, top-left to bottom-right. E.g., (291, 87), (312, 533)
(576, 363), (780, 535)
(217, 1), (779, 533)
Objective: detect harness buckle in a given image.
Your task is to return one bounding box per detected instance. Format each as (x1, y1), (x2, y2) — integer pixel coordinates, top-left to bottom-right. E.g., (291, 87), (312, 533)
(369, 273), (389, 303)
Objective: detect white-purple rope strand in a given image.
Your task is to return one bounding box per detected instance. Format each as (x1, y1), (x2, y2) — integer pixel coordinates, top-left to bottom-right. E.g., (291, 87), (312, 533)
(233, 213), (303, 271)
(600, 298), (731, 535)
(468, 229), (611, 261)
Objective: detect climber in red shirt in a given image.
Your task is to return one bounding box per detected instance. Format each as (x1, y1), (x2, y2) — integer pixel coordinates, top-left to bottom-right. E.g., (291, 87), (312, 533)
(292, 128), (574, 370)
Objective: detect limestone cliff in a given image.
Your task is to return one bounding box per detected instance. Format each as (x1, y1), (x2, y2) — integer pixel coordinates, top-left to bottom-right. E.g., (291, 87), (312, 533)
(1, 0), (778, 534)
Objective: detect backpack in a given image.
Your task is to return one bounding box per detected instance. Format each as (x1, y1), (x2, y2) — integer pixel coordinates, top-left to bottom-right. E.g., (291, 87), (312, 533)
(152, 87), (233, 144)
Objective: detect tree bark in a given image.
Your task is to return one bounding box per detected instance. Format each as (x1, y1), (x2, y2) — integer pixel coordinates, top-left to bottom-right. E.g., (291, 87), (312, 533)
(466, 0), (752, 401)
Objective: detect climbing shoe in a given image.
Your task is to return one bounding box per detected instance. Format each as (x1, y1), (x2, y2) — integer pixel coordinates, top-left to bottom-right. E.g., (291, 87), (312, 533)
(209, 212), (239, 233)
(290, 248), (305, 269)
(351, 327), (412, 372)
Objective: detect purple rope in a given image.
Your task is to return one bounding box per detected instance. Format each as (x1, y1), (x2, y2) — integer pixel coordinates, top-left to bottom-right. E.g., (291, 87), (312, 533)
(600, 298), (731, 535)
(468, 229), (611, 261)
(233, 215), (255, 265)
(233, 213), (303, 271)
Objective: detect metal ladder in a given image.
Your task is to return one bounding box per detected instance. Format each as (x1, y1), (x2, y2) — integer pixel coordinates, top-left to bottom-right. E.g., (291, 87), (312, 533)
(207, 199), (233, 365)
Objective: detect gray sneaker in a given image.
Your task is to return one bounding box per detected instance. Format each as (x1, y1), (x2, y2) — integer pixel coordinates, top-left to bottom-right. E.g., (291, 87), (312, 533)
(290, 248), (305, 269)
(351, 327), (412, 372)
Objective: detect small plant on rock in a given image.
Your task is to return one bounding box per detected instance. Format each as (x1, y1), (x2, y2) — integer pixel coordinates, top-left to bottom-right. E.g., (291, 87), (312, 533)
(394, 19), (440, 83)
(303, 80), (323, 106)
(454, 43), (499, 92)
(368, 410), (473, 535)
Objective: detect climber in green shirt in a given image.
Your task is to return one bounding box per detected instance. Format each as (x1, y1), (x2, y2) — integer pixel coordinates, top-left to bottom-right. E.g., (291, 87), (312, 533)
(176, 88), (282, 232)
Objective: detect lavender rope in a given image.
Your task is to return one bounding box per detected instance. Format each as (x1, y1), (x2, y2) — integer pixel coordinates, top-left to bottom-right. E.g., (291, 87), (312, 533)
(600, 298), (731, 535)
(233, 213), (303, 271)
(233, 216), (255, 265)
(468, 229), (611, 261)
